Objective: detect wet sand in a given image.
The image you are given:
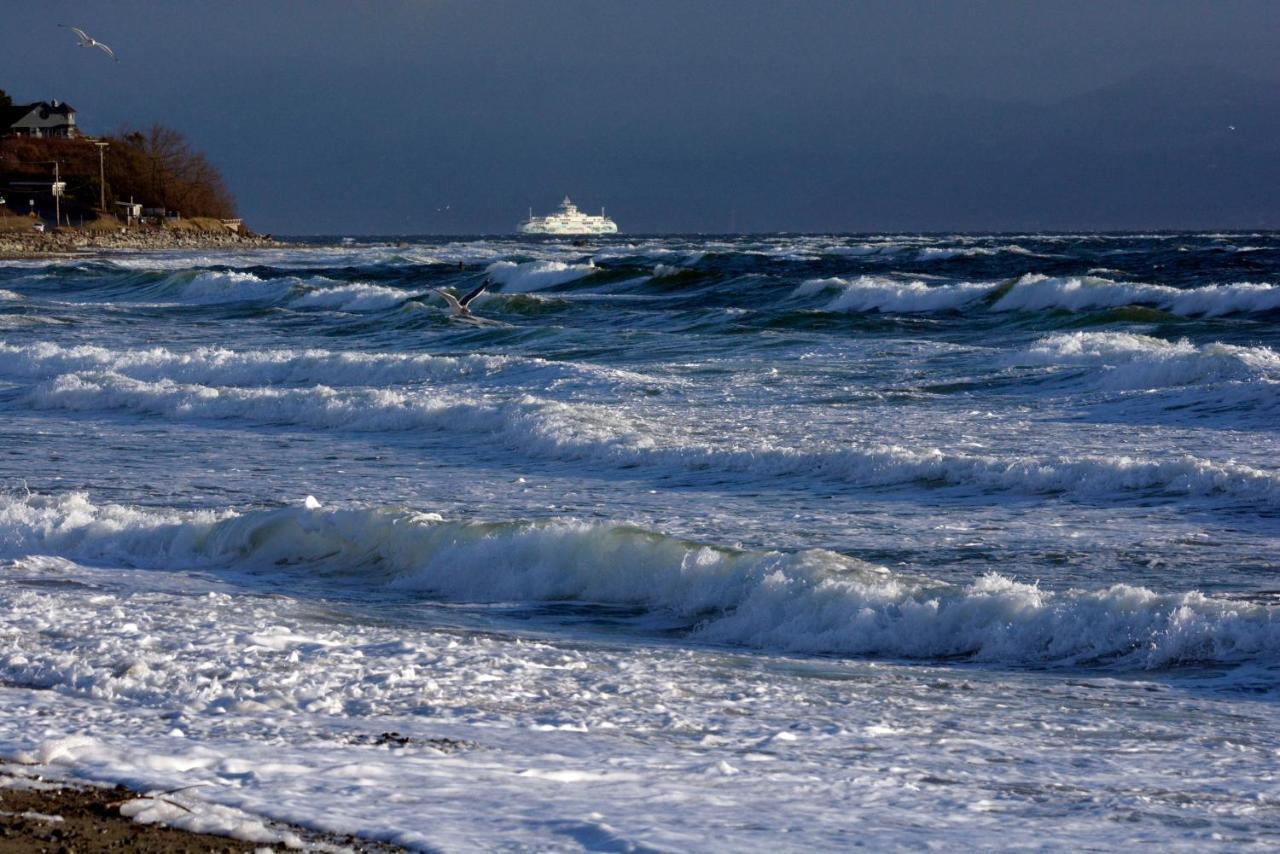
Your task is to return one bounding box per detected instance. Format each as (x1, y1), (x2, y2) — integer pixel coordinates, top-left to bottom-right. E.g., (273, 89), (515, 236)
(0, 773), (404, 853)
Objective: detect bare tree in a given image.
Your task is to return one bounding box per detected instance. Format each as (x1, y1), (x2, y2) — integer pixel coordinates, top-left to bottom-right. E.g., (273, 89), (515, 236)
(105, 124), (236, 218)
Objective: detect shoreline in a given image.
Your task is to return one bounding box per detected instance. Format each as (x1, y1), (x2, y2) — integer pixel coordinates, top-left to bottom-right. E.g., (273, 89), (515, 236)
(0, 763), (404, 853)
(0, 228), (289, 259)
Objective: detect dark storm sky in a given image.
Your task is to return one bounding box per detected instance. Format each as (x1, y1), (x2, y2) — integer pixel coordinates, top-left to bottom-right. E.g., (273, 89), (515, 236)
(3, 1), (1277, 233)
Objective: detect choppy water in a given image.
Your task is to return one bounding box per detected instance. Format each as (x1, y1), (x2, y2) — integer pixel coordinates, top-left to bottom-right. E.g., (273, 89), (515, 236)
(1, 233), (1278, 849)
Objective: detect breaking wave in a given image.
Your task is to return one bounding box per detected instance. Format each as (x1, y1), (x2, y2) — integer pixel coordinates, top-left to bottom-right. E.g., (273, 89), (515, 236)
(167, 270), (298, 305)
(993, 275), (1280, 316)
(2, 492), (1276, 669)
(0, 341), (673, 393)
(802, 274), (1280, 317)
(486, 260), (598, 292)
(1007, 332), (1280, 423)
(31, 268), (422, 313)
(1014, 332), (1280, 391)
(288, 282), (415, 312)
(795, 276), (988, 313)
(15, 369), (1280, 506)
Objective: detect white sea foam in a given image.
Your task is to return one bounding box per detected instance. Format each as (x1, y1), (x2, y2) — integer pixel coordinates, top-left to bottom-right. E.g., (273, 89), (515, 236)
(2, 492), (1275, 668)
(515, 402), (1280, 504)
(915, 246), (992, 261)
(802, 274), (1280, 317)
(797, 276), (990, 313)
(91, 270), (417, 311)
(993, 274), (1280, 316)
(914, 244), (1044, 261)
(748, 444), (1280, 504)
(119, 796), (304, 848)
(4, 235), (1279, 850)
(593, 247), (706, 267)
(825, 244), (888, 257)
(1010, 332), (1280, 421)
(0, 341), (502, 388)
(19, 372), (670, 447)
(652, 263), (689, 278)
(2, 565), (1271, 852)
(23, 371), (486, 433)
(167, 270), (298, 305)
(0, 341), (671, 392)
(18, 371), (1280, 505)
(1016, 332), (1280, 391)
(0, 289), (20, 301)
(486, 260), (598, 292)
(288, 282), (414, 312)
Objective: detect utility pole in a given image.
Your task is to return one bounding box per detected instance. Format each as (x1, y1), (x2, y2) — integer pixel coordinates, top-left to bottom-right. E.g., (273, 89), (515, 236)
(53, 162), (60, 229)
(95, 141), (109, 210)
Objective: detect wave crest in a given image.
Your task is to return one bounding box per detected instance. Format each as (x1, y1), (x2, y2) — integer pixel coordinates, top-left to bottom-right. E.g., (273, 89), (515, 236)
(801, 274), (1280, 317)
(0, 341), (671, 393)
(1016, 332), (1280, 391)
(486, 260), (598, 292)
(15, 368), (1280, 506)
(3, 492), (1276, 669)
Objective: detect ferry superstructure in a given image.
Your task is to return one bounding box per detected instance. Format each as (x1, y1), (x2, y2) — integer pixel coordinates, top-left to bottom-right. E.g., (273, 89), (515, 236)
(518, 196), (618, 235)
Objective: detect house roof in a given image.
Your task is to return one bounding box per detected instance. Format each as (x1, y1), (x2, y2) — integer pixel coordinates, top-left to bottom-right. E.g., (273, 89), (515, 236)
(2, 101), (77, 129)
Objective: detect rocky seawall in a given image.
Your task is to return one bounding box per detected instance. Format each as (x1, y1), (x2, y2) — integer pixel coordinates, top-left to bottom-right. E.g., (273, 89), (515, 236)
(0, 228), (284, 258)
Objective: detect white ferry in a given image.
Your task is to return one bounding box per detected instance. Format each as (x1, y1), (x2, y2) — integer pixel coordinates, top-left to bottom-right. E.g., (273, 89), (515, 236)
(519, 196), (618, 235)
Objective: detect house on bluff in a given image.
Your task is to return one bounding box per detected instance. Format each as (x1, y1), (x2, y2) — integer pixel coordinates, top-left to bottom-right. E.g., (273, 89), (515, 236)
(1, 100), (77, 138)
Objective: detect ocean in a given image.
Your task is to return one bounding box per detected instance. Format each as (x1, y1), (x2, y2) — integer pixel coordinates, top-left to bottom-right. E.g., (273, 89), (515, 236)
(1, 232), (1277, 849)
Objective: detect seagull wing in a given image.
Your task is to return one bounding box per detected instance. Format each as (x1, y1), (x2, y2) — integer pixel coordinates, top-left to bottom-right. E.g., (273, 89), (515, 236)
(459, 282), (488, 308)
(95, 42), (117, 61)
(434, 289), (462, 312)
(65, 25), (92, 43)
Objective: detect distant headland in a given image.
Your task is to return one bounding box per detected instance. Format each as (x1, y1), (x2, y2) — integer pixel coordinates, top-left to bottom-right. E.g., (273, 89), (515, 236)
(0, 87), (279, 256)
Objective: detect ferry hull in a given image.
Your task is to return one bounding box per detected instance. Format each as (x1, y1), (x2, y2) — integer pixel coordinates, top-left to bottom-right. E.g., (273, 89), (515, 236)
(518, 222), (619, 236)
(519, 196), (618, 235)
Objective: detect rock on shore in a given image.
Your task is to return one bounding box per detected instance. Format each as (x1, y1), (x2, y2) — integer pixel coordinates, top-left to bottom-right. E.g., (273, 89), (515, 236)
(0, 767), (404, 852)
(0, 228), (283, 258)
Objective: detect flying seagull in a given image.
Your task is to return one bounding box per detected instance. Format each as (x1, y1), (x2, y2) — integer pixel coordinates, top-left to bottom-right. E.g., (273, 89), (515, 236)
(434, 281), (488, 318)
(59, 25), (118, 61)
